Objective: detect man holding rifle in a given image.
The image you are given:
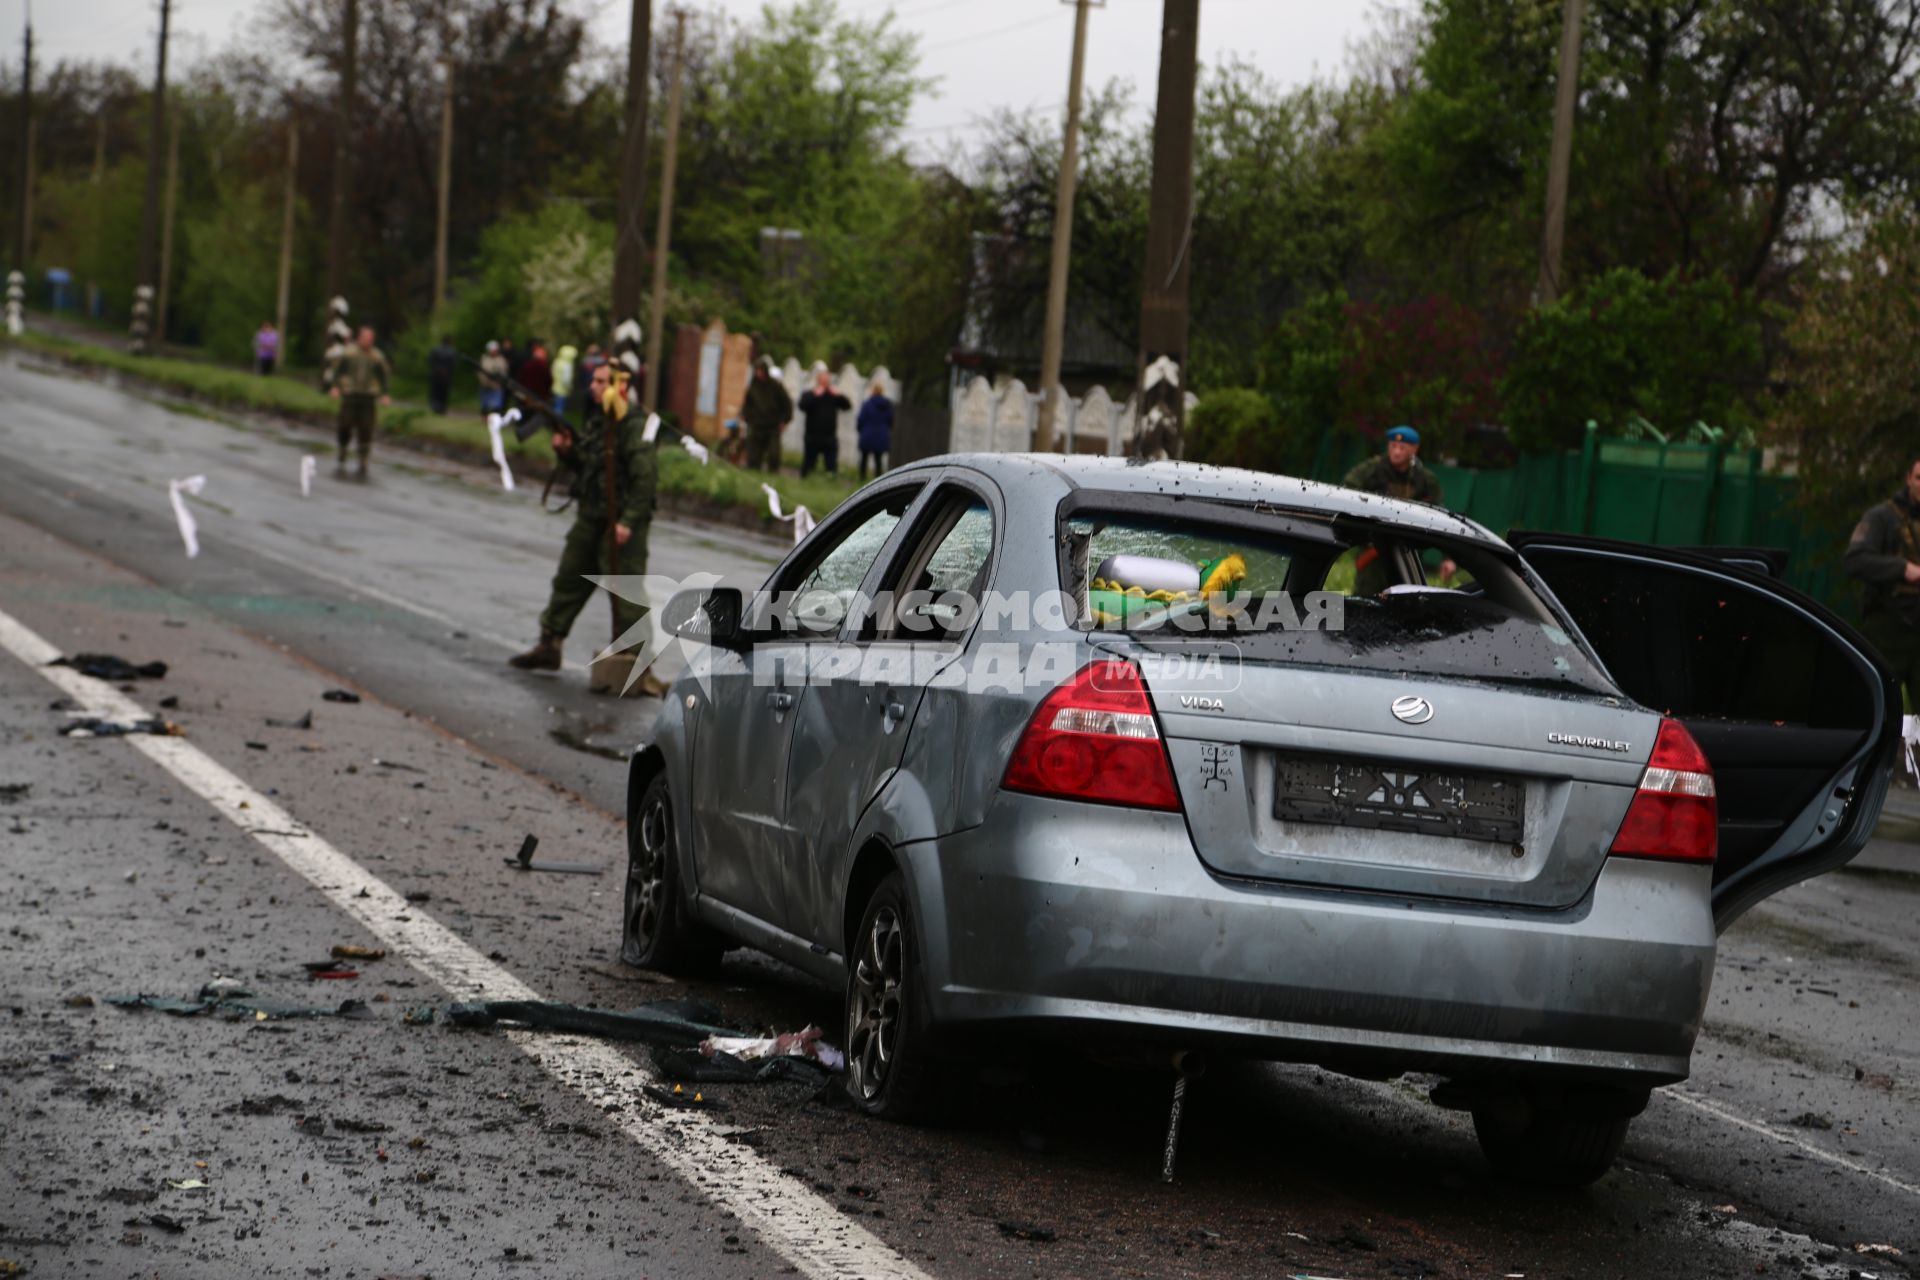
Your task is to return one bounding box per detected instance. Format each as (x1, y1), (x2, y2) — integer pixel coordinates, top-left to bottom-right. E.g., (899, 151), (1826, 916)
(506, 361), (671, 698)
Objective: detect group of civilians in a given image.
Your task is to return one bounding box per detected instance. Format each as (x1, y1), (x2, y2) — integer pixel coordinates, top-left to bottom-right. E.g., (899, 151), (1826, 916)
(741, 360), (893, 479)
(249, 318), (896, 481)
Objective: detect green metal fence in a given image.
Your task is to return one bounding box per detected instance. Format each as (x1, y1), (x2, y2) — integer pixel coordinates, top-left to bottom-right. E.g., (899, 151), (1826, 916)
(1307, 426), (1849, 615)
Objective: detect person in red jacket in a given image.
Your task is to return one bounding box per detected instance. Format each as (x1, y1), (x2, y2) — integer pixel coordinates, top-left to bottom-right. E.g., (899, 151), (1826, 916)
(520, 342), (555, 407)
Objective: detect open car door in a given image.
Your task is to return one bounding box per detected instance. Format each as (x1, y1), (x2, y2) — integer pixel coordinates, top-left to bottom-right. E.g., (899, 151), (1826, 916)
(1509, 531), (1901, 931)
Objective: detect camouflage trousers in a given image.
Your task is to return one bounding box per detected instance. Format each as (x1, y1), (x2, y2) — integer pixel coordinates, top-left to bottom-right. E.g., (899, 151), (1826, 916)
(336, 394), (378, 461)
(538, 517), (651, 648)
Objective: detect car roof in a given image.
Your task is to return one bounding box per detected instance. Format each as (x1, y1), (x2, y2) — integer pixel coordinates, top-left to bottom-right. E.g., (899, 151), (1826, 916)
(897, 452), (1505, 548)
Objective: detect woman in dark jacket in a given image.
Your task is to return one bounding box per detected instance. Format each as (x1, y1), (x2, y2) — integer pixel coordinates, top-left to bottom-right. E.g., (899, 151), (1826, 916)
(856, 382), (894, 480)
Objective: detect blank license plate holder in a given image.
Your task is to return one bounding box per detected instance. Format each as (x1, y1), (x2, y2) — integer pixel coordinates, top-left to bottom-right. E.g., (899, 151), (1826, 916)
(1273, 754), (1524, 843)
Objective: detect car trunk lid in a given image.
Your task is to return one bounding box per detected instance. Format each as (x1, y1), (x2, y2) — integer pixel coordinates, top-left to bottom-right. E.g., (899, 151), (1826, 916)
(1120, 647), (1660, 909)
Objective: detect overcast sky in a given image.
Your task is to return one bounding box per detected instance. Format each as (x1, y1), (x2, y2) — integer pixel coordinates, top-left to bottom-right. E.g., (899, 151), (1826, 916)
(12, 0), (1382, 154)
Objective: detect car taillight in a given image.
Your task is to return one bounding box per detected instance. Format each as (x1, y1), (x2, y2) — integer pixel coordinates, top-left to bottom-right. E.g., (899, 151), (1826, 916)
(1608, 718), (1717, 863)
(1002, 659), (1182, 812)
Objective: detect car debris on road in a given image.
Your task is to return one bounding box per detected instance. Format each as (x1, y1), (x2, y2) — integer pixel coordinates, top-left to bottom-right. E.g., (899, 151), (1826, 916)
(105, 991), (375, 1020)
(59, 716), (183, 738)
(700, 1025), (846, 1071)
(502, 832), (601, 875)
(444, 996), (731, 1045)
(49, 653), (168, 681)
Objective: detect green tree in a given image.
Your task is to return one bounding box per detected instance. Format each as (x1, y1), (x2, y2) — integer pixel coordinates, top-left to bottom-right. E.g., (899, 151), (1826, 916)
(178, 181), (287, 362)
(1768, 211), (1920, 530)
(440, 202), (608, 356)
(1257, 289), (1351, 439)
(1365, 0), (1920, 308)
(525, 228), (616, 351)
(261, 0), (601, 338)
(1186, 388), (1315, 476)
(1188, 69), (1378, 389)
(1502, 268), (1763, 450)
(666, 0), (931, 361)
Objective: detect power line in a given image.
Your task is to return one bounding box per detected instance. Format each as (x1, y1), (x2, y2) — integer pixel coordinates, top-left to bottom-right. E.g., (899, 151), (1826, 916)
(921, 7), (1070, 54)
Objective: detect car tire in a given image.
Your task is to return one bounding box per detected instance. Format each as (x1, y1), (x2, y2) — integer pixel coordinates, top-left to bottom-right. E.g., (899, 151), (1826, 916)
(844, 871), (948, 1121)
(621, 774), (726, 975)
(1471, 1100), (1629, 1187)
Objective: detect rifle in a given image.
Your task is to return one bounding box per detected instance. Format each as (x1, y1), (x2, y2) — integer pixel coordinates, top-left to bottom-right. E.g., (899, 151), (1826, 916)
(460, 352), (574, 442)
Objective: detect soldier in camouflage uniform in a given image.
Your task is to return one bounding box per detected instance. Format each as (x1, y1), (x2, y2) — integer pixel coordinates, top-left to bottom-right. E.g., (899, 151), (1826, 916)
(1341, 425), (1453, 596)
(742, 356), (793, 473)
(508, 362), (671, 697)
(1843, 454), (1920, 704)
(326, 325), (393, 479)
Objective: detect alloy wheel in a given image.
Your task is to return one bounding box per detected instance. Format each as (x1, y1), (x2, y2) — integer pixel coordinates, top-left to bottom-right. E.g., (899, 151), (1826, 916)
(625, 792), (671, 957)
(847, 904), (905, 1101)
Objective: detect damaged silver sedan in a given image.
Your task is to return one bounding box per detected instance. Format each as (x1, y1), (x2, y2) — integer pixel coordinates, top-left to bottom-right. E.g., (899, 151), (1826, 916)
(628, 455), (1898, 1185)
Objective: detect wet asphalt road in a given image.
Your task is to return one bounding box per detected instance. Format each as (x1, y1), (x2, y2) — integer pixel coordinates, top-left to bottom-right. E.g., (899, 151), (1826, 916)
(2, 350), (1918, 1279)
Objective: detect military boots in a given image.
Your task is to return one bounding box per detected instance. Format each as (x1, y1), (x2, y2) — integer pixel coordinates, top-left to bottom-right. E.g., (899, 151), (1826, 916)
(508, 632), (564, 671)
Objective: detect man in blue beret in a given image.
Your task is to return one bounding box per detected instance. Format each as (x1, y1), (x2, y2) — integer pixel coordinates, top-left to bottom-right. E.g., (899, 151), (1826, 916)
(1342, 424), (1444, 505)
(1342, 425), (1452, 594)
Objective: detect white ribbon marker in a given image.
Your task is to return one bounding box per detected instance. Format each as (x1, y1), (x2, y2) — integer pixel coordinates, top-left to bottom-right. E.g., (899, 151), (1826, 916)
(299, 455), (316, 497)
(1903, 714), (1920, 782)
(483, 410), (519, 492)
(642, 413), (661, 444)
(168, 475), (206, 559)
(761, 483), (816, 546)
(682, 437), (710, 465)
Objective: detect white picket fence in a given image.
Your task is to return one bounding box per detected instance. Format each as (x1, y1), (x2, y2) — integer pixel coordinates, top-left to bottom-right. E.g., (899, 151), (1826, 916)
(948, 376), (1201, 457)
(766, 360), (1195, 461)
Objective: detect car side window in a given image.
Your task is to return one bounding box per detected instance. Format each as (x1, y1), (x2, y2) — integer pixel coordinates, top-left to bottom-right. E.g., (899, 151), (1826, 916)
(922, 504), (994, 598)
(876, 494), (995, 641)
(784, 489), (918, 636)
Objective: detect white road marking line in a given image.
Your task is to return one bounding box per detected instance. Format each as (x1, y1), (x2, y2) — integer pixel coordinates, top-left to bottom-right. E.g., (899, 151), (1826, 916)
(1664, 1087), (1920, 1200)
(0, 604), (929, 1280)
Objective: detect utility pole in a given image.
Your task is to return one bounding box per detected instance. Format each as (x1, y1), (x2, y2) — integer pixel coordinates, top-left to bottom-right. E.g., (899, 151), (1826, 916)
(643, 9), (688, 413)
(275, 123), (297, 346)
(1035, 0), (1096, 454)
(325, 0), (359, 310)
(14, 6), (30, 269)
(611, 0), (653, 334)
(19, 119), (33, 266)
(132, 0), (170, 352)
(155, 110), (180, 344)
(1135, 0), (1198, 460)
(88, 112), (104, 315)
(433, 58), (454, 319)
(1537, 0), (1585, 306)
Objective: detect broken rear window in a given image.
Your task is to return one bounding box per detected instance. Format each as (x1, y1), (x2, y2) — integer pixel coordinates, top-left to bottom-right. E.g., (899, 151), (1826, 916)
(1061, 509), (1617, 696)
